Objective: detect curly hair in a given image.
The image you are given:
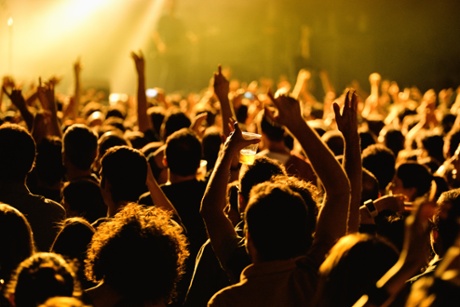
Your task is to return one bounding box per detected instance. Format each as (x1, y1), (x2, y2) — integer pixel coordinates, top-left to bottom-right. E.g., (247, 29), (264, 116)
(84, 203), (189, 304)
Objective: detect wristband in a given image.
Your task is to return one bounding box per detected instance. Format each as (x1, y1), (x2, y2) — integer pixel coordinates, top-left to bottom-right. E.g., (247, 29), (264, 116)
(363, 199), (378, 218)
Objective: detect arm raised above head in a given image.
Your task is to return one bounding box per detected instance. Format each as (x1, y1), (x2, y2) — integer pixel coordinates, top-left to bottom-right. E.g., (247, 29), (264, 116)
(333, 89), (362, 233)
(200, 122), (260, 267)
(266, 92), (351, 259)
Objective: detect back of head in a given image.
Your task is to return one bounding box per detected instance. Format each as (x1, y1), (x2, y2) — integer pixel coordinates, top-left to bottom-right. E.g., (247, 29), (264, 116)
(0, 123), (36, 182)
(421, 133), (445, 164)
(359, 129), (377, 152)
(317, 233), (399, 307)
(100, 146), (148, 203)
(38, 296), (89, 307)
(245, 182), (311, 261)
(63, 124), (98, 171)
(0, 203), (35, 284)
(62, 179), (106, 223)
(85, 203), (189, 304)
(51, 217), (95, 262)
(239, 156), (287, 203)
(434, 188), (460, 256)
(97, 130), (130, 162)
(362, 144), (396, 192)
(381, 128), (405, 158)
(322, 130), (344, 157)
(161, 109), (191, 141)
(395, 162), (433, 198)
(361, 168), (380, 203)
(270, 175), (319, 240)
(147, 105), (166, 140)
(445, 129), (460, 158)
(202, 126), (222, 171)
(165, 128), (202, 177)
(7, 252), (78, 307)
(34, 136), (65, 186)
(260, 114), (285, 142)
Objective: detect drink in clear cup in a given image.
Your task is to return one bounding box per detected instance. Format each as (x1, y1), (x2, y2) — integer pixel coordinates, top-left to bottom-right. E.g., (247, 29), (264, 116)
(239, 132), (261, 165)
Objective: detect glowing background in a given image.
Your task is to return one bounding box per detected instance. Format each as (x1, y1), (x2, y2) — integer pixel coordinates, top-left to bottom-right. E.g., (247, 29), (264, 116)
(1, 0), (460, 97)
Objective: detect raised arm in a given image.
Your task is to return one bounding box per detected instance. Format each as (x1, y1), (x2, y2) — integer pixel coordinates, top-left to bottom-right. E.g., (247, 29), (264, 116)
(213, 65), (234, 138)
(333, 89), (362, 233)
(200, 122), (260, 266)
(63, 58), (82, 121)
(131, 50), (152, 133)
(266, 93), (351, 260)
(2, 86), (34, 131)
(37, 79), (62, 139)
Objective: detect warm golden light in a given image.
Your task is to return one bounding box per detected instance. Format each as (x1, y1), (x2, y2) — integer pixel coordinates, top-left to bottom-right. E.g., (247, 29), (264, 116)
(7, 17), (13, 27)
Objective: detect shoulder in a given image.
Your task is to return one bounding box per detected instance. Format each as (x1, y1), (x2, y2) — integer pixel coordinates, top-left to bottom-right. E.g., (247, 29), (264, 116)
(207, 281), (245, 307)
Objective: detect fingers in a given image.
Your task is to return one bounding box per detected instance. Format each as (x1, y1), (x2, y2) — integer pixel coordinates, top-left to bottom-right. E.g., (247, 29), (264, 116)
(263, 105), (277, 124)
(332, 101), (341, 118)
(2, 86), (12, 99)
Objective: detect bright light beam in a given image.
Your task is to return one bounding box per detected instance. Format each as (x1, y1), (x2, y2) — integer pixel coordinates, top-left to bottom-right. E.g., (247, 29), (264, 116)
(109, 0), (166, 93)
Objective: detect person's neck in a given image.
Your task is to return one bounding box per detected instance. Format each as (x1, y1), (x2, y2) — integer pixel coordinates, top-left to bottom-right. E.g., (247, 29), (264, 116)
(168, 172), (197, 184)
(107, 200), (129, 217)
(86, 282), (167, 307)
(65, 165), (93, 181)
(266, 141), (290, 155)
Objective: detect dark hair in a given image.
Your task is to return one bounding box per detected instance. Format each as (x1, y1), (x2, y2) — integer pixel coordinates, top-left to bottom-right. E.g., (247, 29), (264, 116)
(434, 188), (460, 256)
(446, 129), (460, 158)
(51, 217), (96, 289)
(34, 136), (65, 186)
(85, 203), (189, 304)
(62, 179), (106, 223)
(270, 175), (319, 240)
(396, 162), (433, 198)
(161, 110), (191, 141)
(51, 217), (95, 262)
(245, 182), (310, 261)
(100, 146), (148, 203)
(239, 156), (286, 203)
(359, 129), (377, 152)
(322, 130), (344, 156)
(98, 130), (130, 161)
(362, 144), (396, 191)
(202, 127), (222, 172)
(63, 124), (98, 171)
(260, 114), (285, 142)
(361, 168), (380, 204)
(0, 123), (36, 181)
(421, 133), (445, 165)
(7, 252), (79, 307)
(165, 128), (202, 177)
(0, 203), (35, 285)
(381, 128), (405, 158)
(316, 233), (398, 307)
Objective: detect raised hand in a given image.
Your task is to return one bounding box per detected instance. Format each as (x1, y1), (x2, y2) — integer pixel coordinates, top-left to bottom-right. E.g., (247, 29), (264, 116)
(223, 121), (260, 155)
(73, 57), (82, 76)
(213, 64), (233, 137)
(131, 50), (145, 76)
(265, 92), (304, 130)
(3, 86), (27, 111)
(37, 78), (57, 113)
(333, 88), (359, 138)
(213, 64), (229, 99)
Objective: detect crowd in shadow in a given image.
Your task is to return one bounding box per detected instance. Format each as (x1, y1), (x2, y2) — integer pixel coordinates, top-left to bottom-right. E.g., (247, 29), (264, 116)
(1, 47), (460, 307)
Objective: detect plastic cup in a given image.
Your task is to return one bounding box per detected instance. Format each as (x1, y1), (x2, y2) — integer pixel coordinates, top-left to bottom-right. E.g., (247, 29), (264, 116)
(239, 132), (261, 165)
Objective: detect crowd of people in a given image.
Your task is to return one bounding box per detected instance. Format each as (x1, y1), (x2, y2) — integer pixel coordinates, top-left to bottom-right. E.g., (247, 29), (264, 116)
(1, 48), (460, 307)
